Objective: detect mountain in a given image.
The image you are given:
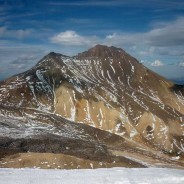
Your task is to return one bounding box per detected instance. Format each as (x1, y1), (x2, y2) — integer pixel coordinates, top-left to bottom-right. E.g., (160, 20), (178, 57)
(0, 45), (184, 169)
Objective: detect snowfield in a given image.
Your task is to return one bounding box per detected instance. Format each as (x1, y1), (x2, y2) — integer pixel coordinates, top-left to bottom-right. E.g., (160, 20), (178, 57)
(0, 168), (184, 184)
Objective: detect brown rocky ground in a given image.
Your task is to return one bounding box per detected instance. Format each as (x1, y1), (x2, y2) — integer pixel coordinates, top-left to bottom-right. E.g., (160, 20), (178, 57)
(0, 151), (144, 169)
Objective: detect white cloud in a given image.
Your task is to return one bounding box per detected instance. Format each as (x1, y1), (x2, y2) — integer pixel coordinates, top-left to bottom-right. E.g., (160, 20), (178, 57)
(179, 62), (184, 67)
(106, 33), (117, 39)
(50, 30), (98, 46)
(140, 60), (146, 63)
(0, 26), (32, 39)
(151, 60), (164, 67)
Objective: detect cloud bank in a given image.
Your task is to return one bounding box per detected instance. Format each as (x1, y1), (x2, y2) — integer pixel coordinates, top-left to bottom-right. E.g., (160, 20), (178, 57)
(50, 17), (184, 52)
(0, 27), (32, 39)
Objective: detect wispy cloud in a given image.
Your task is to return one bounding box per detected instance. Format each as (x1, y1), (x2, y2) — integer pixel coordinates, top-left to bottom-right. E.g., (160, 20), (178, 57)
(48, 0), (184, 9)
(47, 0), (184, 12)
(0, 3), (10, 13)
(0, 26), (32, 39)
(48, 1), (128, 7)
(0, 42), (48, 80)
(9, 54), (39, 69)
(145, 17), (184, 47)
(103, 17), (184, 47)
(1, 12), (39, 22)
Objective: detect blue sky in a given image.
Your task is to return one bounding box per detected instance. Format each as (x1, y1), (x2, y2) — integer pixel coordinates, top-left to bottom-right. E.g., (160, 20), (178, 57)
(0, 0), (184, 82)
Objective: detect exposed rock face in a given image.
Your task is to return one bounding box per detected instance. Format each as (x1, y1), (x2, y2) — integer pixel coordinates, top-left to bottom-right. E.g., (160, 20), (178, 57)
(0, 45), (184, 169)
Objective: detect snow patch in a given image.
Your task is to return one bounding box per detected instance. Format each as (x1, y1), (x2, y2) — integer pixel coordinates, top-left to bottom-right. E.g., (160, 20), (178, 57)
(1, 168), (184, 184)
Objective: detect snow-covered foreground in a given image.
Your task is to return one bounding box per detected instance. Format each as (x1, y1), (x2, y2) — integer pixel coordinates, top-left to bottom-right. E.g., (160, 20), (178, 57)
(0, 168), (184, 184)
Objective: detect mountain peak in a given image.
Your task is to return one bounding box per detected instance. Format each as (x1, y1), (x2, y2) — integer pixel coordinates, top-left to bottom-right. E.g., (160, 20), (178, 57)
(77, 44), (126, 58)
(1, 44), (184, 169)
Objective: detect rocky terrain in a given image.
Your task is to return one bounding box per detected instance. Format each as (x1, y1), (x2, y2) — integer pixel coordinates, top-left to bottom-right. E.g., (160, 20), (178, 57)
(0, 45), (184, 169)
